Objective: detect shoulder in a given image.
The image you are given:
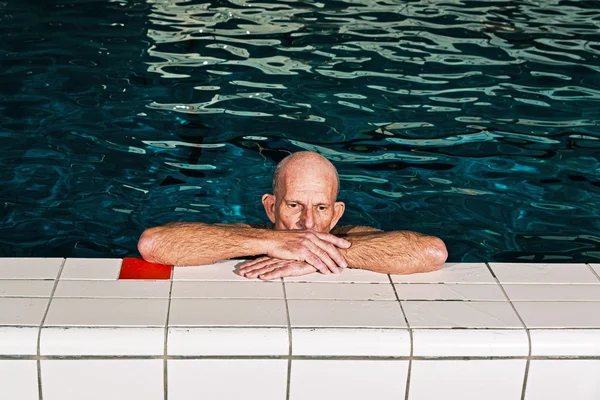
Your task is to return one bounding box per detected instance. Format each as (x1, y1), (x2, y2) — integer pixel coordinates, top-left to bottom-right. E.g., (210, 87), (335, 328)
(331, 225), (382, 236)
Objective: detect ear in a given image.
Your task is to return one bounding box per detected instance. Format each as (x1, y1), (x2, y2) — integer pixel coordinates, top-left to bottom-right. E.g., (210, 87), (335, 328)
(329, 201), (345, 231)
(262, 194), (276, 223)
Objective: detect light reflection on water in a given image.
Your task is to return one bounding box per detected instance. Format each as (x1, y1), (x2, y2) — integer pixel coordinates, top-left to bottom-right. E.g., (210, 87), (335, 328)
(1, 0), (599, 261)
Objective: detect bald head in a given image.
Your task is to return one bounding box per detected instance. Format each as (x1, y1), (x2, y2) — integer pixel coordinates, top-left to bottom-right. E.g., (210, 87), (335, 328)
(272, 151), (340, 198)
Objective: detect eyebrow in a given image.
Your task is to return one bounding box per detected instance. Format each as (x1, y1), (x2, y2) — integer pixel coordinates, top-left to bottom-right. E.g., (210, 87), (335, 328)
(285, 199), (331, 206)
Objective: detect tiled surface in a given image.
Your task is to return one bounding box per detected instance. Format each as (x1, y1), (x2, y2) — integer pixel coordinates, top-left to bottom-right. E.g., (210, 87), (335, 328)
(530, 329), (600, 356)
(168, 327), (288, 356)
(292, 328), (410, 356)
(3, 258), (600, 400)
(489, 263), (600, 284)
(284, 267), (390, 283)
(394, 283), (505, 301)
(54, 280), (171, 298)
(0, 298), (50, 326)
(41, 360), (163, 400)
(412, 329), (529, 357)
(59, 258), (122, 280)
(171, 281), (283, 298)
(409, 360), (526, 400)
(503, 284), (600, 301)
(40, 327), (164, 356)
(285, 282), (396, 300)
(290, 360), (408, 400)
(0, 327), (39, 355)
(0, 280), (55, 297)
(44, 298), (169, 327)
(525, 360), (600, 400)
(169, 299), (288, 327)
(0, 258), (63, 279)
(288, 299), (407, 327)
(513, 302), (600, 328)
(168, 360), (287, 400)
(0, 360), (39, 400)
(591, 263), (600, 277)
(402, 301), (523, 328)
(391, 263), (495, 283)
(172, 260), (248, 281)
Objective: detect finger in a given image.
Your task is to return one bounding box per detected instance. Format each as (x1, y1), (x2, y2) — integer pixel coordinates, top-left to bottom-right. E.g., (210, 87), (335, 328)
(308, 236), (348, 270)
(313, 231), (351, 249)
(239, 258), (280, 276)
(238, 256), (271, 271)
(259, 263), (316, 280)
(302, 249), (332, 274)
(304, 241), (340, 274)
(245, 261), (289, 278)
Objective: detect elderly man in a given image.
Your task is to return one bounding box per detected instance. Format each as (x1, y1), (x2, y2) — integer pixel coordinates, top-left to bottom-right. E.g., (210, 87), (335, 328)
(138, 151), (447, 279)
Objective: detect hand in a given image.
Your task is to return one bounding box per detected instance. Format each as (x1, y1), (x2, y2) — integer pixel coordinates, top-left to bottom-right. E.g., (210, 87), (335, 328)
(238, 257), (318, 280)
(266, 229), (350, 274)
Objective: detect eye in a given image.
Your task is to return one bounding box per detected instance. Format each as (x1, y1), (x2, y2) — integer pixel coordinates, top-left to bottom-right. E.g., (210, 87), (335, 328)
(289, 203), (298, 208)
(318, 205), (327, 211)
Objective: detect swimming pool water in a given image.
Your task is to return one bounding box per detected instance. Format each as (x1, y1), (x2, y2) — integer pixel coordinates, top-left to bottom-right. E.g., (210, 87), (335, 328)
(1, 0), (599, 262)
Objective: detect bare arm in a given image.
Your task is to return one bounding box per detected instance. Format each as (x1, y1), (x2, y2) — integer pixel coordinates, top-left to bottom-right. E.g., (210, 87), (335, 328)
(334, 226), (448, 274)
(137, 222), (351, 272)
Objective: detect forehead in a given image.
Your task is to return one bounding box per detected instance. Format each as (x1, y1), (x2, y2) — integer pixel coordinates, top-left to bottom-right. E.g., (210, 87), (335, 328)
(280, 173), (337, 202)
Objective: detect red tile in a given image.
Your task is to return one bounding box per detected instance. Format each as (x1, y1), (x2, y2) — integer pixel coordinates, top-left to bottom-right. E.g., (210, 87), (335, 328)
(119, 258), (172, 280)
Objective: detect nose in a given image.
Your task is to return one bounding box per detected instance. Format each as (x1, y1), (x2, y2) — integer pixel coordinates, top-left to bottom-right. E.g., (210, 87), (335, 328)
(300, 207), (316, 230)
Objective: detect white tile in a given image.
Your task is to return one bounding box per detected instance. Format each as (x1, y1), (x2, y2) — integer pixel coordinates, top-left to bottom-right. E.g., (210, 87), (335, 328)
(54, 280), (170, 298)
(172, 260), (248, 281)
(170, 281), (283, 298)
(410, 360), (526, 400)
(0, 298), (50, 326)
(283, 267), (390, 283)
(391, 263), (495, 284)
(44, 298), (168, 327)
(168, 327), (288, 356)
(168, 299), (287, 327)
(0, 258), (63, 279)
(489, 263), (598, 284)
(41, 360), (163, 400)
(394, 284), (505, 301)
(590, 264), (600, 278)
(292, 328), (410, 356)
(60, 258), (122, 280)
(530, 329), (600, 356)
(288, 300), (406, 328)
(503, 284), (600, 301)
(412, 329), (529, 357)
(0, 327), (39, 355)
(514, 302), (600, 328)
(285, 282), (396, 300)
(402, 301), (522, 328)
(169, 359), (287, 400)
(0, 360), (39, 400)
(525, 360), (600, 400)
(0, 280), (55, 297)
(290, 360), (408, 400)
(40, 327), (164, 356)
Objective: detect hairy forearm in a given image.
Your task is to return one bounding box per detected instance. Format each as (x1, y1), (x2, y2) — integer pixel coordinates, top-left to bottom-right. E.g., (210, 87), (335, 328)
(138, 223), (270, 266)
(339, 231), (448, 274)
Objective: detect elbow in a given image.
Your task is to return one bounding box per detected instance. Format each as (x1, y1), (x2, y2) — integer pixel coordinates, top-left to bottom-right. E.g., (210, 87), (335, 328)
(137, 227), (162, 264)
(426, 237), (448, 272)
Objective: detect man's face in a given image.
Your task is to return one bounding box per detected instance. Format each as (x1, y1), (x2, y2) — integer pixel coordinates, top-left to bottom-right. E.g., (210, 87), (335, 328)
(262, 168), (344, 233)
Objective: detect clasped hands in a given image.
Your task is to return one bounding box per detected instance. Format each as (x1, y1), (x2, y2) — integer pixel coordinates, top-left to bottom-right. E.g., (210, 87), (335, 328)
(237, 230), (351, 280)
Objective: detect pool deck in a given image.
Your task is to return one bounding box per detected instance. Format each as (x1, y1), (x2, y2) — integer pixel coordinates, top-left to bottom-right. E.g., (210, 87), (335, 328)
(1, 258), (600, 400)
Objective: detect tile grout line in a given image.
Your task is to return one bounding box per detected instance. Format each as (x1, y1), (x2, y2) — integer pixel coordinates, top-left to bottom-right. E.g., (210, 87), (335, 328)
(37, 258), (66, 400)
(485, 262), (532, 400)
(282, 278), (293, 400)
(587, 263), (600, 281)
(388, 275), (413, 400)
(164, 266), (175, 400)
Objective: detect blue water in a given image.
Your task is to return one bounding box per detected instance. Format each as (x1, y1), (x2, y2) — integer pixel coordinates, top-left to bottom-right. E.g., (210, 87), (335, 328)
(1, 0), (599, 262)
